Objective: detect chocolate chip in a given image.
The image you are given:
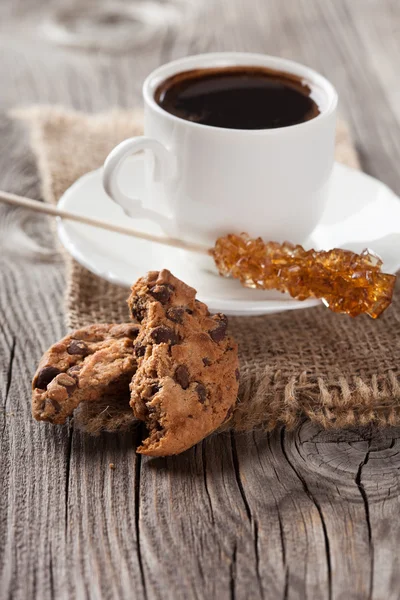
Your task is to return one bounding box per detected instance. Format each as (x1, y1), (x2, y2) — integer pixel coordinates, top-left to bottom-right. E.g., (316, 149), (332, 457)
(130, 297), (147, 322)
(35, 366), (62, 390)
(186, 308), (193, 315)
(56, 374), (77, 395)
(126, 325), (140, 339)
(209, 314), (228, 343)
(67, 365), (81, 382)
(150, 326), (179, 345)
(235, 368), (240, 381)
(202, 357), (212, 367)
(166, 307), (185, 324)
(135, 343), (146, 357)
(67, 340), (89, 356)
(195, 383), (207, 404)
(49, 398), (62, 414)
(175, 365), (190, 389)
(149, 284), (174, 304)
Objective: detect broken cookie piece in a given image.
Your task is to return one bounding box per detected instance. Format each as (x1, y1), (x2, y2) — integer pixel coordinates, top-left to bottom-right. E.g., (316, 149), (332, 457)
(128, 269), (239, 456)
(32, 323), (140, 424)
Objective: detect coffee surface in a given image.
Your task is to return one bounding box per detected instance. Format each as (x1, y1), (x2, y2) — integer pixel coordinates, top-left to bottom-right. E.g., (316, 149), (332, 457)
(155, 66), (320, 130)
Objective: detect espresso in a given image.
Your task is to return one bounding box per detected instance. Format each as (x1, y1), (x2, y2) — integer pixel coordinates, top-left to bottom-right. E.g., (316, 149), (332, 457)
(154, 66), (320, 130)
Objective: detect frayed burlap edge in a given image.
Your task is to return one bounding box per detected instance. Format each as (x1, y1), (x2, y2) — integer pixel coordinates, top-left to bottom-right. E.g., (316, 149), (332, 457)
(13, 105), (400, 434)
(232, 365), (400, 431)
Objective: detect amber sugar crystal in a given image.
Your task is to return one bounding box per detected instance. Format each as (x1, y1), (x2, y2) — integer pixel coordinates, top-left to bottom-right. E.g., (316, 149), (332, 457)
(210, 233), (396, 318)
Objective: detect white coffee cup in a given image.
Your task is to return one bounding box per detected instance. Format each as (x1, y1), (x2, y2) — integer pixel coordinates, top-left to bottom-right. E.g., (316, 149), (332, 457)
(103, 52), (338, 248)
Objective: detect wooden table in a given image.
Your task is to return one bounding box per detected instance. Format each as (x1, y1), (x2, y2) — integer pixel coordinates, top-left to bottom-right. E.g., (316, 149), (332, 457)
(1, 1), (400, 598)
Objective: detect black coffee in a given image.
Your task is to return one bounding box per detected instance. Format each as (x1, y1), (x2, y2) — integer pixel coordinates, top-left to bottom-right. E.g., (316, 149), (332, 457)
(154, 66), (320, 130)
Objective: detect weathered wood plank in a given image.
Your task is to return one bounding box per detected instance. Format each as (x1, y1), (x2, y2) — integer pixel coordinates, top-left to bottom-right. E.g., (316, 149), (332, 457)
(1, 1), (400, 599)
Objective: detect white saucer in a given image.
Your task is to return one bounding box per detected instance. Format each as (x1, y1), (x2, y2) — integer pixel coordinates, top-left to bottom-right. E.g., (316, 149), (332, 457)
(57, 157), (400, 316)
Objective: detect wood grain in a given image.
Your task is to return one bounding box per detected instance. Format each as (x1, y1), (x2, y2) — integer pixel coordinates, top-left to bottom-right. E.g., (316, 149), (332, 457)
(1, 1), (400, 598)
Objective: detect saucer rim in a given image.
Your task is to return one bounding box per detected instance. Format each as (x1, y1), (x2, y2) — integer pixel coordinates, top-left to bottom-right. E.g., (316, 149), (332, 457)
(56, 217), (322, 313)
(56, 160), (399, 315)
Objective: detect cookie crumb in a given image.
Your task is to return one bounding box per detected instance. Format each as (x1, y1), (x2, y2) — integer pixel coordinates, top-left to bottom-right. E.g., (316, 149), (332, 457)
(109, 463), (115, 470)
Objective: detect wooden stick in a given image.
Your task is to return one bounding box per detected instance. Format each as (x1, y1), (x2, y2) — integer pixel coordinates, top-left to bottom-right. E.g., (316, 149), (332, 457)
(0, 190), (209, 255)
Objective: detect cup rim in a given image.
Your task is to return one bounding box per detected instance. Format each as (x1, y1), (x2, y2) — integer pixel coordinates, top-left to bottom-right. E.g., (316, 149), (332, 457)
(143, 52), (338, 135)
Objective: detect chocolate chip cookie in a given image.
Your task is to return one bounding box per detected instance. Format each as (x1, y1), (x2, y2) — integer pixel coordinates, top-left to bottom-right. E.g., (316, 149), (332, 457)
(128, 269), (239, 456)
(32, 323), (140, 424)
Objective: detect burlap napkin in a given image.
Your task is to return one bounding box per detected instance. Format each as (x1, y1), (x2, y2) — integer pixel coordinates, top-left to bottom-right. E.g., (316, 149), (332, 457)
(16, 106), (400, 433)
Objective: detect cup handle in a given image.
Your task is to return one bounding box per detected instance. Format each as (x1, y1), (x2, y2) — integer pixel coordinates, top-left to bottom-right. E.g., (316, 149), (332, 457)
(102, 136), (176, 223)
